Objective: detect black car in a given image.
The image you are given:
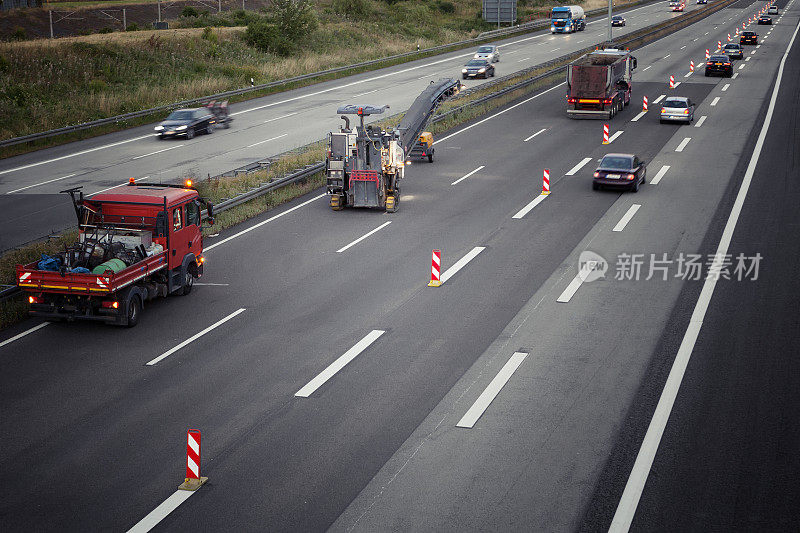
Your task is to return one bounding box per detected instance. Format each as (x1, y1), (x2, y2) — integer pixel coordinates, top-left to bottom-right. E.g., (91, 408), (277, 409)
(722, 43), (744, 60)
(740, 30), (758, 45)
(705, 54), (733, 77)
(758, 15), (772, 25)
(593, 153), (647, 192)
(154, 108), (216, 139)
(611, 15), (626, 27)
(462, 59), (495, 79)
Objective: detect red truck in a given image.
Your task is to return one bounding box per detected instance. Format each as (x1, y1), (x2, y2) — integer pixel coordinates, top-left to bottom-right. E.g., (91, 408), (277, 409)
(17, 182), (213, 327)
(566, 49), (637, 119)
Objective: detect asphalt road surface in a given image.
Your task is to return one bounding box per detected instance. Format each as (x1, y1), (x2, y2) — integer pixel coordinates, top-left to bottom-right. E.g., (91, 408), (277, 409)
(1, 0), (798, 531)
(0, 0), (713, 251)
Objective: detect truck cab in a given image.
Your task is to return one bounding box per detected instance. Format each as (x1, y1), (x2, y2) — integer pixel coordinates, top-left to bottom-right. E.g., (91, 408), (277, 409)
(551, 5), (586, 33)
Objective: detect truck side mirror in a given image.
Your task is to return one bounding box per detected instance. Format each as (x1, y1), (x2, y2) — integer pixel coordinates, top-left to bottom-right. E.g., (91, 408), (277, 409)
(206, 202), (214, 219)
(632, 57), (638, 69)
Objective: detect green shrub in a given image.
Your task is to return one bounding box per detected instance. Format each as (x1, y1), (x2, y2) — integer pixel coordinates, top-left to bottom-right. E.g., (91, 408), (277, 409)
(269, 0), (318, 41)
(99, 27), (114, 34)
(332, 0), (371, 18)
(201, 26), (218, 43)
(11, 26), (26, 41)
(182, 6), (200, 17)
(437, 1), (455, 14)
(245, 20), (294, 55)
(126, 22), (139, 31)
(87, 79), (108, 92)
(0, 54), (9, 72)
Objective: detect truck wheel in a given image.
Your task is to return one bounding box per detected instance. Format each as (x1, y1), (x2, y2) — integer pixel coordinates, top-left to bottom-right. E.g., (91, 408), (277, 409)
(182, 267), (194, 295)
(126, 296), (141, 328)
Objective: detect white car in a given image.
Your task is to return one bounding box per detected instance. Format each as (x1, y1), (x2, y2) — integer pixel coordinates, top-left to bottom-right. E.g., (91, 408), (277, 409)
(768, 5), (778, 14)
(473, 45), (500, 63)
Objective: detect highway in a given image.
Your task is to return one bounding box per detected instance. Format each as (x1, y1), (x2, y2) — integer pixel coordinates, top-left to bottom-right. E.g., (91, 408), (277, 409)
(1, 0), (798, 531)
(1, 0), (711, 251)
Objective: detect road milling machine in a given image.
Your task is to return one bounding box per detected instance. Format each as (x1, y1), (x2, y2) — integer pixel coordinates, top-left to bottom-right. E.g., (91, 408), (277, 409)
(325, 78), (461, 212)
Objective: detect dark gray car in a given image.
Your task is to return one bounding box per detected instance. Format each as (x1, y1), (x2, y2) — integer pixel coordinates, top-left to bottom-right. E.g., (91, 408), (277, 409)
(593, 153), (647, 192)
(155, 108), (216, 139)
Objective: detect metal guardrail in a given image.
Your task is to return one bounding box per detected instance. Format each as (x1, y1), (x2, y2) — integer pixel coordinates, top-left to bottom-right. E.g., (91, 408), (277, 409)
(0, 0), (664, 149)
(0, 0), (735, 306)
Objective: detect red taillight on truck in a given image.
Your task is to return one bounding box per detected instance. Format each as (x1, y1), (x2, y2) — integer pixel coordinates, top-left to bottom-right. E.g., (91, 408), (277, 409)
(101, 301), (119, 309)
(603, 99), (613, 104)
(567, 97), (577, 103)
(28, 296), (39, 304)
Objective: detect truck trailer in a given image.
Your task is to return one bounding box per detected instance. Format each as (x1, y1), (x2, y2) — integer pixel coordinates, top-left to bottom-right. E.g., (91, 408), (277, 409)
(551, 5), (586, 33)
(17, 182), (213, 327)
(566, 49), (637, 119)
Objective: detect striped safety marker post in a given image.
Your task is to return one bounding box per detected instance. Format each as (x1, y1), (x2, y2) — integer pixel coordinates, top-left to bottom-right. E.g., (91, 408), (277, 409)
(706, 49), (710, 59)
(178, 429), (208, 491)
(728, 33), (731, 42)
(669, 75), (675, 89)
(428, 250), (442, 287)
(690, 61), (694, 72)
(742, 22), (746, 29)
(643, 95), (648, 112)
(602, 124), (610, 144)
(542, 169), (551, 195)
(718, 40), (722, 51)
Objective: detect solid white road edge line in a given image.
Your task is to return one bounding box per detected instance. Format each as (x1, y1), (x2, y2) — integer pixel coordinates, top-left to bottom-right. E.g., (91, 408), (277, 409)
(524, 128), (547, 142)
(694, 115), (707, 127)
(295, 330), (385, 397)
(556, 261), (594, 303)
(456, 351), (528, 428)
(6, 173), (76, 194)
(0, 134), (153, 176)
(608, 18), (800, 533)
(512, 194), (548, 219)
(204, 194), (326, 251)
(451, 165), (485, 185)
(434, 83), (566, 145)
(146, 308), (246, 365)
(608, 131), (624, 144)
(566, 157), (593, 176)
(440, 246), (486, 284)
(0, 322), (49, 349)
(126, 490), (195, 533)
(132, 144), (185, 160)
(649, 165), (670, 185)
(675, 137), (691, 152)
(246, 133), (288, 148)
(631, 111), (646, 122)
(337, 221), (392, 253)
(612, 204), (641, 232)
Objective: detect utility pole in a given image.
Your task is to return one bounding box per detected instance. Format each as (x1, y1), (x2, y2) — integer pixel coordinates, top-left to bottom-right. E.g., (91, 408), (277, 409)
(497, 0), (501, 29)
(158, 0), (161, 22)
(218, 0), (221, 13)
(49, 10), (53, 38)
(607, 0), (612, 44)
(123, 8), (126, 31)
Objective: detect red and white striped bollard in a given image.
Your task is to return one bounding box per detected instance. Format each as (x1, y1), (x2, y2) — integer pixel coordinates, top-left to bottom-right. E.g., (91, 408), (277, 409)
(542, 169), (551, 195)
(602, 124), (610, 144)
(428, 250), (442, 287)
(669, 75), (675, 89)
(178, 429), (208, 491)
(705, 49), (710, 59)
(690, 61), (694, 72)
(643, 95), (648, 112)
(717, 40), (722, 51)
(728, 33), (731, 42)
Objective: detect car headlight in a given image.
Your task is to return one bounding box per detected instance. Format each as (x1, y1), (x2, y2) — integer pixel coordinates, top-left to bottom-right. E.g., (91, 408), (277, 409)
(154, 125), (164, 131)
(478, 68), (485, 73)
(176, 125), (187, 131)
(462, 68), (468, 73)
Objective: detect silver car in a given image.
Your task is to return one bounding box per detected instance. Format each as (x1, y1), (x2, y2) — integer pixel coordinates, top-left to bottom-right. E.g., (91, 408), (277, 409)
(660, 96), (695, 123)
(474, 45), (500, 63)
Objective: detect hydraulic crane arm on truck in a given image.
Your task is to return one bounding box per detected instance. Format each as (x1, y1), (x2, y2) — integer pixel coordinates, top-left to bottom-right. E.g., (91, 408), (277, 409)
(325, 78), (461, 212)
